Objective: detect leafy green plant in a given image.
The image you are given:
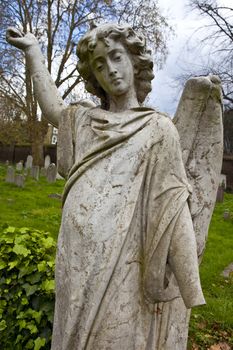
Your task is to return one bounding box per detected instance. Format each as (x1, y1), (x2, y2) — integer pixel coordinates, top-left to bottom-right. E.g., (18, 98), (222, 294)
(0, 225), (55, 350)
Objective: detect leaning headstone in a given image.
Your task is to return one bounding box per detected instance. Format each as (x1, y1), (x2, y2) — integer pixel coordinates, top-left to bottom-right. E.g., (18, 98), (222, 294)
(47, 163), (57, 183)
(15, 174), (25, 188)
(44, 155), (51, 169)
(5, 166), (15, 183)
(25, 155), (33, 169)
(5, 160), (9, 166)
(216, 185), (224, 203)
(16, 161), (23, 172)
(31, 165), (40, 181)
(40, 167), (47, 177)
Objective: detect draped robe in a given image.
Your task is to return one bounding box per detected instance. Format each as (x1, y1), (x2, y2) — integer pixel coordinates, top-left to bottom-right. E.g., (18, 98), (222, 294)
(51, 106), (205, 350)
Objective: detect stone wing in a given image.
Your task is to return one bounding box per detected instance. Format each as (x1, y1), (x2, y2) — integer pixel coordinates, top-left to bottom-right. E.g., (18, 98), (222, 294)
(173, 76), (223, 258)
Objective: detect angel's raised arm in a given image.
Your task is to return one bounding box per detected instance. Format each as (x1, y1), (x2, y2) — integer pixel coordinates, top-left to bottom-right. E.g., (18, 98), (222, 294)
(6, 27), (66, 128)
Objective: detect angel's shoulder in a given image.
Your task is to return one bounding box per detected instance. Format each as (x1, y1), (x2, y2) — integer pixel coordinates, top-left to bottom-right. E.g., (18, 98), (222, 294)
(151, 110), (180, 140)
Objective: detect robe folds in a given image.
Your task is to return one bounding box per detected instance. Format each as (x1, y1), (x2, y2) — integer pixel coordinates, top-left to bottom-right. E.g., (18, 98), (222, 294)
(52, 106), (205, 350)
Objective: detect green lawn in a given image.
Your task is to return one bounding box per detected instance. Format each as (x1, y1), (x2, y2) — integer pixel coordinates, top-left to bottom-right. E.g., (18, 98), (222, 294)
(188, 193), (233, 349)
(0, 163), (64, 239)
(0, 163), (232, 348)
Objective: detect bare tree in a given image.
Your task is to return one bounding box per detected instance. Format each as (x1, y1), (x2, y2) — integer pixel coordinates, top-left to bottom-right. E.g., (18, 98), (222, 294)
(187, 0), (233, 108)
(0, 0), (173, 165)
(173, 1), (233, 154)
(0, 93), (29, 145)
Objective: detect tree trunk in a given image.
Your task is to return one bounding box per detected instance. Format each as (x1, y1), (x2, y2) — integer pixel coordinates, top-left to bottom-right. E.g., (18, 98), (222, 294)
(30, 118), (49, 166)
(31, 136), (44, 167)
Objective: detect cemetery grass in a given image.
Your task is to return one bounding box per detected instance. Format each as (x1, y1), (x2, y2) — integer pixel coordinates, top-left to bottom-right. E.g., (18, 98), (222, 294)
(0, 163), (232, 348)
(0, 163), (64, 239)
(188, 194), (233, 349)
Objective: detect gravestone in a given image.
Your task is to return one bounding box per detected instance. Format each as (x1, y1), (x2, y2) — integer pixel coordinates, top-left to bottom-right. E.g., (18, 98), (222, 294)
(216, 174), (227, 202)
(221, 262), (233, 278)
(24, 168), (29, 177)
(220, 174), (227, 189)
(40, 167), (47, 177)
(216, 185), (224, 202)
(47, 163), (57, 183)
(31, 165), (40, 180)
(5, 166), (15, 183)
(44, 154), (51, 169)
(16, 161), (23, 172)
(15, 174), (25, 188)
(223, 210), (230, 220)
(25, 155), (33, 169)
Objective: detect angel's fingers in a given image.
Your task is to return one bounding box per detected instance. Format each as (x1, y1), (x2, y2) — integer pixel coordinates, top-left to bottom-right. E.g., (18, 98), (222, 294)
(6, 27), (24, 41)
(209, 75), (221, 85)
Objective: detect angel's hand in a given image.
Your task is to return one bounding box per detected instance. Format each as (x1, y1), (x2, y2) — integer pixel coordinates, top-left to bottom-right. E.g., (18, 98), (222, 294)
(6, 27), (38, 51)
(206, 74), (221, 85)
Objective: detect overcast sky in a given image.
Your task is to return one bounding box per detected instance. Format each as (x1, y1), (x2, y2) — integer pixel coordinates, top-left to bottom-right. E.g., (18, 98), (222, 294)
(149, 0), (210, 115)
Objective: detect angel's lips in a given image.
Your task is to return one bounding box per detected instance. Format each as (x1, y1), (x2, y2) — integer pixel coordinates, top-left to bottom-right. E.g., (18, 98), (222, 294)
(112, 78), (122, 85)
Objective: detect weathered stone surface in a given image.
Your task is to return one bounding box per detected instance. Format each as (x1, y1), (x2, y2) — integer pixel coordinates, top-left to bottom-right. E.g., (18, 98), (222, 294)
(40, 167), (47, 177)
(23, 168), (29, 177)
(44, 154), (51, 169)
(174, 75), (223, 258)
(223, 210), (231, 220)
(216, 185), (224, 203)
(47, 163), (57, 183)
(16, 161), (23, 171)
(221, 262), (233, 278)
(30, 165), (40, 180)
(220, 174), (227, 189)
(5, 166), (15, 183)
(54, 106), (205, 350)
(15, 174), (25, 187)
(6, 23), (223, 350)
(25, 155), (33, 169)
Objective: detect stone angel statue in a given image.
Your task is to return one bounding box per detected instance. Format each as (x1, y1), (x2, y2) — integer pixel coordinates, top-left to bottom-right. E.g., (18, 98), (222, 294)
(6, 23), (223, 350)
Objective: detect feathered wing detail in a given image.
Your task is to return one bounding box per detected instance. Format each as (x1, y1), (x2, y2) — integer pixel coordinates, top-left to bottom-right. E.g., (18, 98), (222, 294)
(173, 75), (223, 258)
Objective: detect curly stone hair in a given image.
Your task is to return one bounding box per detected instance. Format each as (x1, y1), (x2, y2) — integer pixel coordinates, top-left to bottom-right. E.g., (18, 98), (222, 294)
(77, 23), (154, 109)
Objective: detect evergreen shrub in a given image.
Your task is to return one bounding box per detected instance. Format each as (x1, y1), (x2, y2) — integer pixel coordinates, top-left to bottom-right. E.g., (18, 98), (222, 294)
(0, 225), (55, 350)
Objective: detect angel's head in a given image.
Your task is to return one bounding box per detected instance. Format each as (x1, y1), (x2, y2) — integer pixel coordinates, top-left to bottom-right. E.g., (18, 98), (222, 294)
(76, 23), (154, 109)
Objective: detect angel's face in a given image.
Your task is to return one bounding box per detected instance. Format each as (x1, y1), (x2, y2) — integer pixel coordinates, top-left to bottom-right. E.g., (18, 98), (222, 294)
(89, 38), (135, 99)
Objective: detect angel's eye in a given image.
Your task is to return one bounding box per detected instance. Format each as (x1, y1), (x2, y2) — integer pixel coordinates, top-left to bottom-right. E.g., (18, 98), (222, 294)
(114, 54), (121, 61)
(96, 64), (103, 72)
